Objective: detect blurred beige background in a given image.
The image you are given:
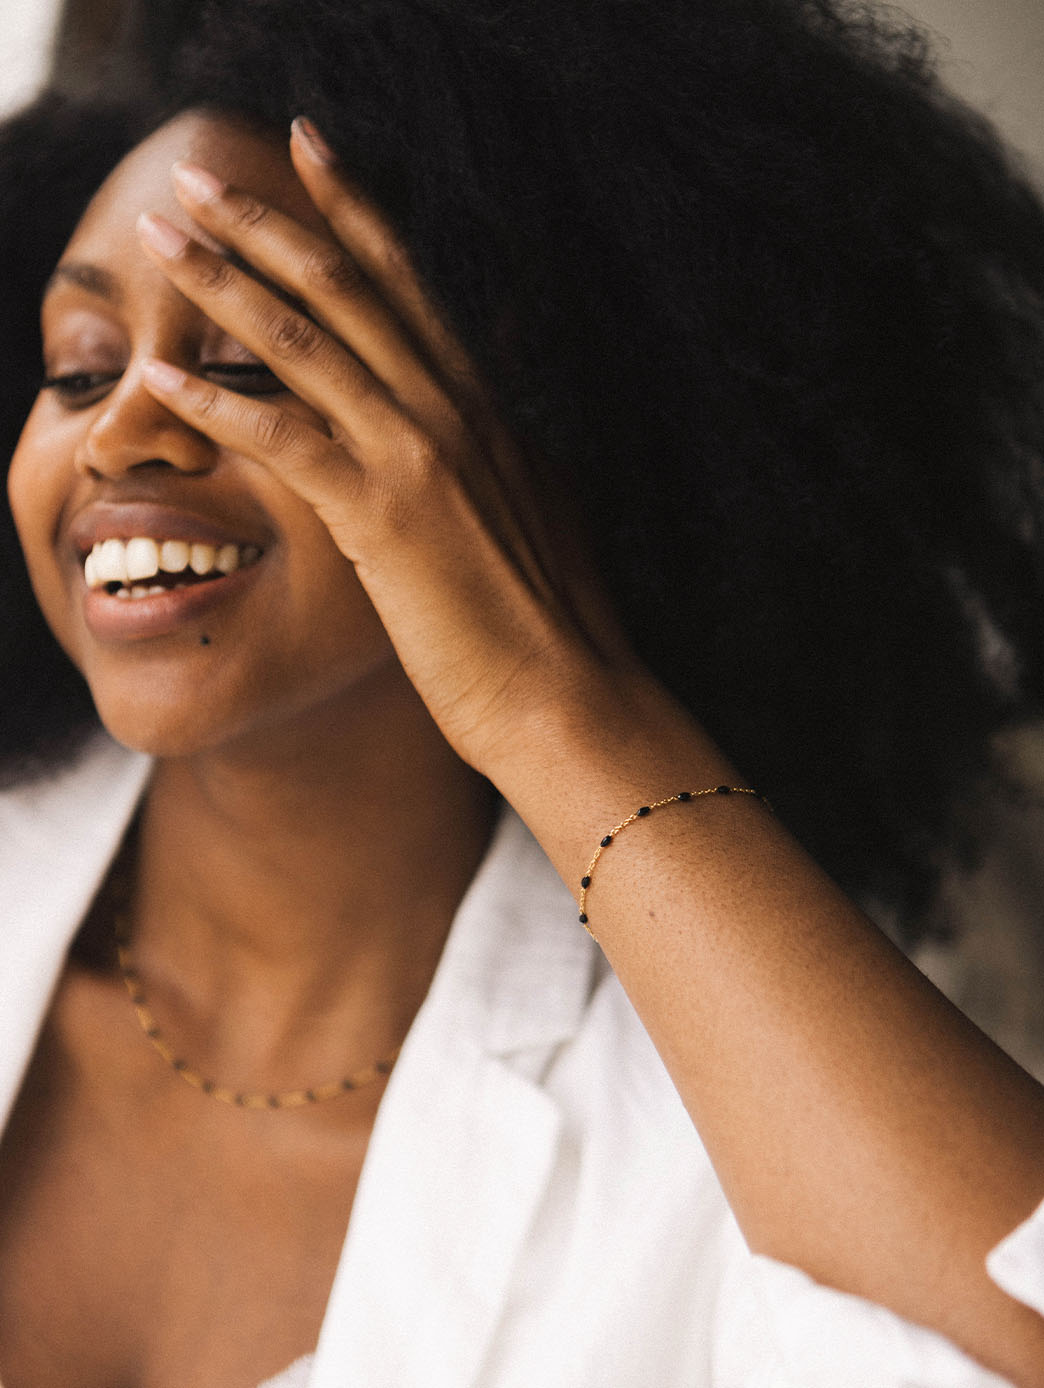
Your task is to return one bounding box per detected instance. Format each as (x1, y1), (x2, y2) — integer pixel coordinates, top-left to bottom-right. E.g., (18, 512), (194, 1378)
(909, 0), (1044, 177)
(0, 0), (61, 114)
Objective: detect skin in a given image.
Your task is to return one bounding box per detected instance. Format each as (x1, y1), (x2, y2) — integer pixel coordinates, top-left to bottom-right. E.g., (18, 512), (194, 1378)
(4, 108), (1044, 1385)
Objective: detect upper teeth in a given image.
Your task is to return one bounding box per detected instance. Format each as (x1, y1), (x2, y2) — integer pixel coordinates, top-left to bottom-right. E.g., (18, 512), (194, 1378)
(84, 537), (261, 589)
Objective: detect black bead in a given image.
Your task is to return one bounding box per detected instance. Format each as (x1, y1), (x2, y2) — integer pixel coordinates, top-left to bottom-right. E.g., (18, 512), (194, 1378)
(678, 791), (692, 801)
(581, 875), (591, 888)
(600, 835), (613, 847)
(173, 1058), (187, 1071)
(268, 1094), (280, 1108)
(146, 1026), (160, 1039)
(342, 1078), (356, 1091)
(578, 913), (588, 925)
(305, 1090), (317, 1103)
(376, 1061), (392, 1074)
(202, 1080), (215, 1094)
(637, 806), (651, 816)
(715, 785), (731, 794)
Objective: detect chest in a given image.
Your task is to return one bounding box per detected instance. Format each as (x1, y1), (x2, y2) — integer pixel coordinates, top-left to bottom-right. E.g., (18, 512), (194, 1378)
(0, 971), (375, 1388)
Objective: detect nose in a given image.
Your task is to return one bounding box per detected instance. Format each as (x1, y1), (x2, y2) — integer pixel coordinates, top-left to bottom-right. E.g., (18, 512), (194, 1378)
(75, 363), (215, 479)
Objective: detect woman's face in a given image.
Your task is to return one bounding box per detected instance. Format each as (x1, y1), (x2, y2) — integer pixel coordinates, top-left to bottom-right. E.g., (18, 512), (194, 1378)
(7, 111), (400, 758)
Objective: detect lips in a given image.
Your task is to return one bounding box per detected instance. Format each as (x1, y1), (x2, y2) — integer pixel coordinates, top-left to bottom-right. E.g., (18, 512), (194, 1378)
(69, 501), (270, 641)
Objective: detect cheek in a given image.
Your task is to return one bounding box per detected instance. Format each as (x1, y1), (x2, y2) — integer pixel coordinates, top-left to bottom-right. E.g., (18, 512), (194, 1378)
(7, 406), (41, 536)
(7, 408), (81, 650)
(275, 528), (394, 676)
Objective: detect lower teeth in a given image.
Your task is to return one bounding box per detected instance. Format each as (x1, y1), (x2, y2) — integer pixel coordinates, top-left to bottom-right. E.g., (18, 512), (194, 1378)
(113, 583), (188, 600)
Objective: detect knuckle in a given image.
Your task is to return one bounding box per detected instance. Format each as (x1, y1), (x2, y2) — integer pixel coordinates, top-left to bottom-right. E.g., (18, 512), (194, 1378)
(268, 310), (324, 359)
(195, 255), (237, 293)
(252, 406), (299, 454)
(192, 383), (224, 421)
(361, 433), (438, 537)
(376, 236), (409, 282)
(399, 428), (444, 485)
(227, 195), (269, 233)
(302, 244), (363, 297)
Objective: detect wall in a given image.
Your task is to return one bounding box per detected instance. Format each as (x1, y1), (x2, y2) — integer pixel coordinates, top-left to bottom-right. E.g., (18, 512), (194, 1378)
(0, 0), (62, 115)
(903, 0), (1044, 177)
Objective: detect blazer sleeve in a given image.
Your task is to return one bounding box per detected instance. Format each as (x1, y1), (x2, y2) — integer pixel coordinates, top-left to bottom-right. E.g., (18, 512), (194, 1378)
(711, 1215), (1044, 1388)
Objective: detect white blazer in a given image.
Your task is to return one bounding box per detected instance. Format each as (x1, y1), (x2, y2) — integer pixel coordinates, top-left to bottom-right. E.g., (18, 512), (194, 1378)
(1, 734), (1040, 1387)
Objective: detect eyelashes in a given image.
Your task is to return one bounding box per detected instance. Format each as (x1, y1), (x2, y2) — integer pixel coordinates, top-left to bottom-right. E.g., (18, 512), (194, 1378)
(41, 372), (120, 407)
(41, 361), (286, 407)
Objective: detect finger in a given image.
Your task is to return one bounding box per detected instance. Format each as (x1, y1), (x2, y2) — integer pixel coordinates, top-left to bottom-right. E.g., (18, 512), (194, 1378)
(283, 131), (553, 587)
(139, 357), (363, 522)
(283, 129), (544, 584)
(289, 118), (479, 392)
(137, 211), (396, 457)
(170, 162), (452, 421)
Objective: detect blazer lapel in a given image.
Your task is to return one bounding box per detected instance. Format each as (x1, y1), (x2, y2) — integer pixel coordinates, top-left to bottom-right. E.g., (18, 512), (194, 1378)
(311, 810), (595, 1388)
(0, 736), (150, 1131)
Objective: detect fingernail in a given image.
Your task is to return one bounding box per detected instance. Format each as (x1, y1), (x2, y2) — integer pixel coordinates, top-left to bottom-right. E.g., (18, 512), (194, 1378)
(137, 212), (190, 258)
(172, 161), (226, 204)
(292, 116), (337, 165)
(142, 358), (187, 392)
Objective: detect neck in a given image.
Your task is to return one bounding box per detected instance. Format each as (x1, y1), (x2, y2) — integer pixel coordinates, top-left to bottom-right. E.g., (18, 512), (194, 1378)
(123, 666), (495, 1079)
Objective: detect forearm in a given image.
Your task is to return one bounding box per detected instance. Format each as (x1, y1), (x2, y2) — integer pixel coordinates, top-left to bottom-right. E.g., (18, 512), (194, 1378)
(485, 659), (1044, 1384)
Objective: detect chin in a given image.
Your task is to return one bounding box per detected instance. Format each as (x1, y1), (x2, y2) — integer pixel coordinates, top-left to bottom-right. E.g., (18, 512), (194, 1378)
(92, 697), (230, 761)
(82, 658), (252, 760)
(83, 652), (405, 764)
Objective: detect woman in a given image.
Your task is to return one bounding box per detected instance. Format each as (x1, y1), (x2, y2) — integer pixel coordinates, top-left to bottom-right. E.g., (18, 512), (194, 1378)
(1, 1), (1044, 1384)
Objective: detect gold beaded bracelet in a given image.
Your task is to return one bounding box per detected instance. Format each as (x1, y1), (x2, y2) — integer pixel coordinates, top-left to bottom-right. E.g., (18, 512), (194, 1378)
(577, 785), (771, 938)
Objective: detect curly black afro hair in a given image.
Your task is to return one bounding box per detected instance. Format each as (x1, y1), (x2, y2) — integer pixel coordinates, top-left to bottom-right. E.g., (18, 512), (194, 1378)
(3, 0), (1044, 941)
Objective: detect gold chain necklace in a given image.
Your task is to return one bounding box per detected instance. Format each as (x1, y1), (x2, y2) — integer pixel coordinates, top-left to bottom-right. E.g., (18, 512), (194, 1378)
(114, 922), (402, 1110)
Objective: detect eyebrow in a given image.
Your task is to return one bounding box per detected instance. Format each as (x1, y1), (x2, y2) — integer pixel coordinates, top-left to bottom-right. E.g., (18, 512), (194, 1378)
(45, 262), (121, 304)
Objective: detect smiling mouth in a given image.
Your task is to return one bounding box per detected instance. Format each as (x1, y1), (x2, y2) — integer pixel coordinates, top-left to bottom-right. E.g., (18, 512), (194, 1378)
(84, 537), (262, 600)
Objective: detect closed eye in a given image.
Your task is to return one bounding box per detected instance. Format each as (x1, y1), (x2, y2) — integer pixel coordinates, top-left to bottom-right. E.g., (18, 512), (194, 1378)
(41, 372), (120, 407)
(41, 361), (287, 407)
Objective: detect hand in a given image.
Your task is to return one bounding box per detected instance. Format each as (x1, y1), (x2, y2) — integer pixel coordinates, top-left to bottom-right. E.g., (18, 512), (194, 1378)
(138, 120), (629, 775)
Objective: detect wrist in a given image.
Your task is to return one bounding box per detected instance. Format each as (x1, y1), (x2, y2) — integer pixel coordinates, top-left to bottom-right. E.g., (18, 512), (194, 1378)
(476, 652), (743, 877)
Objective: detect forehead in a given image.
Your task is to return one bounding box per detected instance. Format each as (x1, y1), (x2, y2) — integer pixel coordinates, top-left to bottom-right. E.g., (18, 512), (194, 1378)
(67, 109), (323, 256)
